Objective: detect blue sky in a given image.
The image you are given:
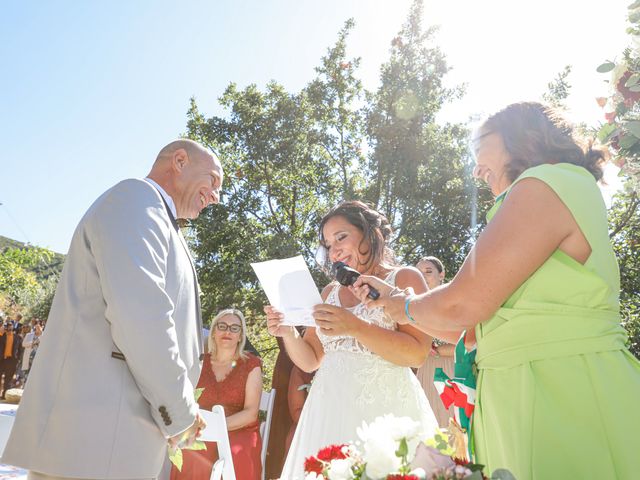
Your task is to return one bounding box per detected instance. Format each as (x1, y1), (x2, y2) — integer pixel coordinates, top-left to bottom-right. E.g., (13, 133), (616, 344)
(0, 0), (630, 253)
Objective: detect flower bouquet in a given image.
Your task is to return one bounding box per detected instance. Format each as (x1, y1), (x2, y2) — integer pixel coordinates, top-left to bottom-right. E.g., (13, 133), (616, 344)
(303, 415), (515, 480)
(596, 0), (640, 191)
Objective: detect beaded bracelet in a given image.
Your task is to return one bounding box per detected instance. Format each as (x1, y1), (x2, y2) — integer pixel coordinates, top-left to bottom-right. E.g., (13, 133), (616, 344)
(404, 295), (417, 324)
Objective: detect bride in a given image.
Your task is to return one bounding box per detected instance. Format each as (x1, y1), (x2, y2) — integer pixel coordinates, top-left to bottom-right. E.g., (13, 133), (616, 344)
(265, 201), (438, 479)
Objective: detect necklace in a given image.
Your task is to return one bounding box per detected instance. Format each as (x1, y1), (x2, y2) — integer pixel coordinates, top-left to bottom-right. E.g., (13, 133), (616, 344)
(211, 356), (237, 369)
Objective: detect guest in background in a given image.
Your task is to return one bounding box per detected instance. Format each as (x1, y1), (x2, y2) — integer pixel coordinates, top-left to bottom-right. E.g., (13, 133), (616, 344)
(0, 321), (23, 399)
(27, 324), (42, 372)
(414, 256), (455, 427)
(16, 325), (33, 387)
(171, 308), (263, 480)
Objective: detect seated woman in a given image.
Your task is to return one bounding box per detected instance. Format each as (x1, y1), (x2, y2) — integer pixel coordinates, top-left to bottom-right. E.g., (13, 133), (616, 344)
(171, 308), (263, 480)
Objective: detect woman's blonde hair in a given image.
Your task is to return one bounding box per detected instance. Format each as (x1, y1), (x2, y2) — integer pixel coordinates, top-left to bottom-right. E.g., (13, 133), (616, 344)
(208, 308), (248, 361)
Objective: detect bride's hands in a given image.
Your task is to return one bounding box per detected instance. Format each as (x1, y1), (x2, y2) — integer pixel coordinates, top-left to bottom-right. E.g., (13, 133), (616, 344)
(264, 305), (295, 338)
(351, 275), (415, 325)
(312, 304), (361, 337)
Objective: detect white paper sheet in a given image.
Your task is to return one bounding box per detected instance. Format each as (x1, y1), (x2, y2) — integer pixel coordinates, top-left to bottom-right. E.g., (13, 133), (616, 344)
(251, 256), (322, 327)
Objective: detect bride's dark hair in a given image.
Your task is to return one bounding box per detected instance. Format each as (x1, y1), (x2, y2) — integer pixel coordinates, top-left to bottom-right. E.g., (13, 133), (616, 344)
(317, 200), (396, 274)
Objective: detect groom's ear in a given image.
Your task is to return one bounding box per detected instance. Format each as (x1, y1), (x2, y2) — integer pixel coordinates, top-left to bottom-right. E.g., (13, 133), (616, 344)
(172, 148), (189, 173)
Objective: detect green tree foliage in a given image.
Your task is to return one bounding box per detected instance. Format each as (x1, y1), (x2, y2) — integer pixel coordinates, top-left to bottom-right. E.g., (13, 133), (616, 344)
(609, 186), (640, 358)
(184, 22), (369, 384)
(0, 247), (51, 302)
(183, 0), (486, 381)
(305, 19), (367, 200)
(542, 65), (573, 108)
(185, 20), (371, 325)
(364, 0), (490, 270)
(0, 246), (59, 321)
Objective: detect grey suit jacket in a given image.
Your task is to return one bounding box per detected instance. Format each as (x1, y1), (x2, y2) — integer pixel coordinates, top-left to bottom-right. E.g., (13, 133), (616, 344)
(2, 179), (203, 479)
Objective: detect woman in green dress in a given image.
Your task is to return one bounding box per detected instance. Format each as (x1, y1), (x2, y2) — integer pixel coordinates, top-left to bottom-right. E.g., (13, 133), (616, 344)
(349, 102), (640, 479)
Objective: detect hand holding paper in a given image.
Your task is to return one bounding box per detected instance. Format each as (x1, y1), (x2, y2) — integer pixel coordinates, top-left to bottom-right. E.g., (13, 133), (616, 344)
(251, 256), (322, 327)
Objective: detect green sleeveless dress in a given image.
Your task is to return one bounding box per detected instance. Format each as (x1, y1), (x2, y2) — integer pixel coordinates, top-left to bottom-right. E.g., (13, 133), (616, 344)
(473, 163), (640, 479)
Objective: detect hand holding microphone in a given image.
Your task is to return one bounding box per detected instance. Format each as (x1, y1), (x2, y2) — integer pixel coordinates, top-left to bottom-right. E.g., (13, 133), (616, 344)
(331, 262), (380, 300)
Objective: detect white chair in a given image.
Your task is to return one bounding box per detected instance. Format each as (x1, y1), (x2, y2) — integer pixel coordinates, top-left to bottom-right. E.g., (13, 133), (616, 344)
(199, 406), (236, 480)
(259, 389), (276, 480)
(0, 413), (15, 456)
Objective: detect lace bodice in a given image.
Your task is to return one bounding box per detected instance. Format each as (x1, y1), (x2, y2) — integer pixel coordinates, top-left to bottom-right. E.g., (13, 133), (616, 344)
(316, 269), (399, 354)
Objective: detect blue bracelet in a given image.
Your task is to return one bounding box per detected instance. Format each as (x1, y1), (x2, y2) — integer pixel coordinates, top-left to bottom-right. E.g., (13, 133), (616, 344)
(404, 296), (417, 324)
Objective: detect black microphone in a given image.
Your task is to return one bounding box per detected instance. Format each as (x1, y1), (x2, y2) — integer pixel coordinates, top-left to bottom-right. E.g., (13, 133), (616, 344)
(331, 262), (380, 300)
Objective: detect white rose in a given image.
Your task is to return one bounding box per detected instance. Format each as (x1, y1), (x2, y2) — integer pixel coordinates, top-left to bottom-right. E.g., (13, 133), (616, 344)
(362, 435), (401, 479)
(358, 414), (419, 443)
(387, 415), (421, 441)
(327, 458), (354, 480)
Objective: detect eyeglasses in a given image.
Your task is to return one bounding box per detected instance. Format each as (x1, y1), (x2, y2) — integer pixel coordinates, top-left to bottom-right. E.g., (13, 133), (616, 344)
(215, 322), (242, 333)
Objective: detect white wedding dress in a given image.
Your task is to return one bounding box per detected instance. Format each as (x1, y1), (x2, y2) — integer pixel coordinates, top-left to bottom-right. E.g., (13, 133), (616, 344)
(279, 270), (438, 479)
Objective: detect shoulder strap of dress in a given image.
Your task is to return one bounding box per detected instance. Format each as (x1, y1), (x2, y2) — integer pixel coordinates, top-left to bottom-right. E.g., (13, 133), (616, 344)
(385, 268), (400, 287)
(326, 281), (341, 306)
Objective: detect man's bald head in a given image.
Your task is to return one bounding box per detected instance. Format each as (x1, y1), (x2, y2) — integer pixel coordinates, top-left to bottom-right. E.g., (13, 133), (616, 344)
(154, 139), (215, 167)
(148, 139), (223, 219)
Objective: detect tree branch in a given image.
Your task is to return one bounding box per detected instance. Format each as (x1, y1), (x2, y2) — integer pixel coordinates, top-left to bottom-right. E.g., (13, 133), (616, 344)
(610, 191), (639, 239)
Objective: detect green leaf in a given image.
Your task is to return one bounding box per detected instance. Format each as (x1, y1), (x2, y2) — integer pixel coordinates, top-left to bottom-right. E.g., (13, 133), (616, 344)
(597, 62), (616, 73)
(194, 387), (205, 402)
(168, 448), (183, 472)
(186, 440), (208, 451)
(629, 84), (640, 92)
(630, 0), (640, 10)
(395, 438), (408, 458)
(626, 73), (640, 87)
(619, 134), (639, 149)
(630, 10), (640, 23)
(466, 463), (486, 472)
(597, 123), (618, 143)
(491, 469), (517, 480)
(626, 120), (640, 138)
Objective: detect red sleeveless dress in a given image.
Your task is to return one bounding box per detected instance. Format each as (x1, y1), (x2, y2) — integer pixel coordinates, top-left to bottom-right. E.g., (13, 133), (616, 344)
(170, 352), (263, 480)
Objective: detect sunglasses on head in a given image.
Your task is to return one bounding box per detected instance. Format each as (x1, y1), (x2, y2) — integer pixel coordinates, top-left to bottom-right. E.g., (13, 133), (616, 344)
(215, 322), (241, 333)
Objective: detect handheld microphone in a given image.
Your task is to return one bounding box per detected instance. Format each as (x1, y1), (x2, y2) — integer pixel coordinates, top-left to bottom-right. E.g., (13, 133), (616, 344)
(331, 262), (380, 300)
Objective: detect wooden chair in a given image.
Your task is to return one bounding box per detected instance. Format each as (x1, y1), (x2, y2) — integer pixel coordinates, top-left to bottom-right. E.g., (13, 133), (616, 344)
(199, 405), (236, 480)
(258, 389), (276, 480)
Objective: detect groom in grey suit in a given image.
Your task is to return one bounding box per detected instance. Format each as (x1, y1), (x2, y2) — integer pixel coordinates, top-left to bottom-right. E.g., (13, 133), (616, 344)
(2, 140), (223, 480)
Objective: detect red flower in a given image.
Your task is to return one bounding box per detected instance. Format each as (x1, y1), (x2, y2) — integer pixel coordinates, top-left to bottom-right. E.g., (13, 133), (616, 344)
(304, 455), (323, 474)
(316, 444), (349, 462)
(386, 475), (419, 480)
(616, 71), (640, 103)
